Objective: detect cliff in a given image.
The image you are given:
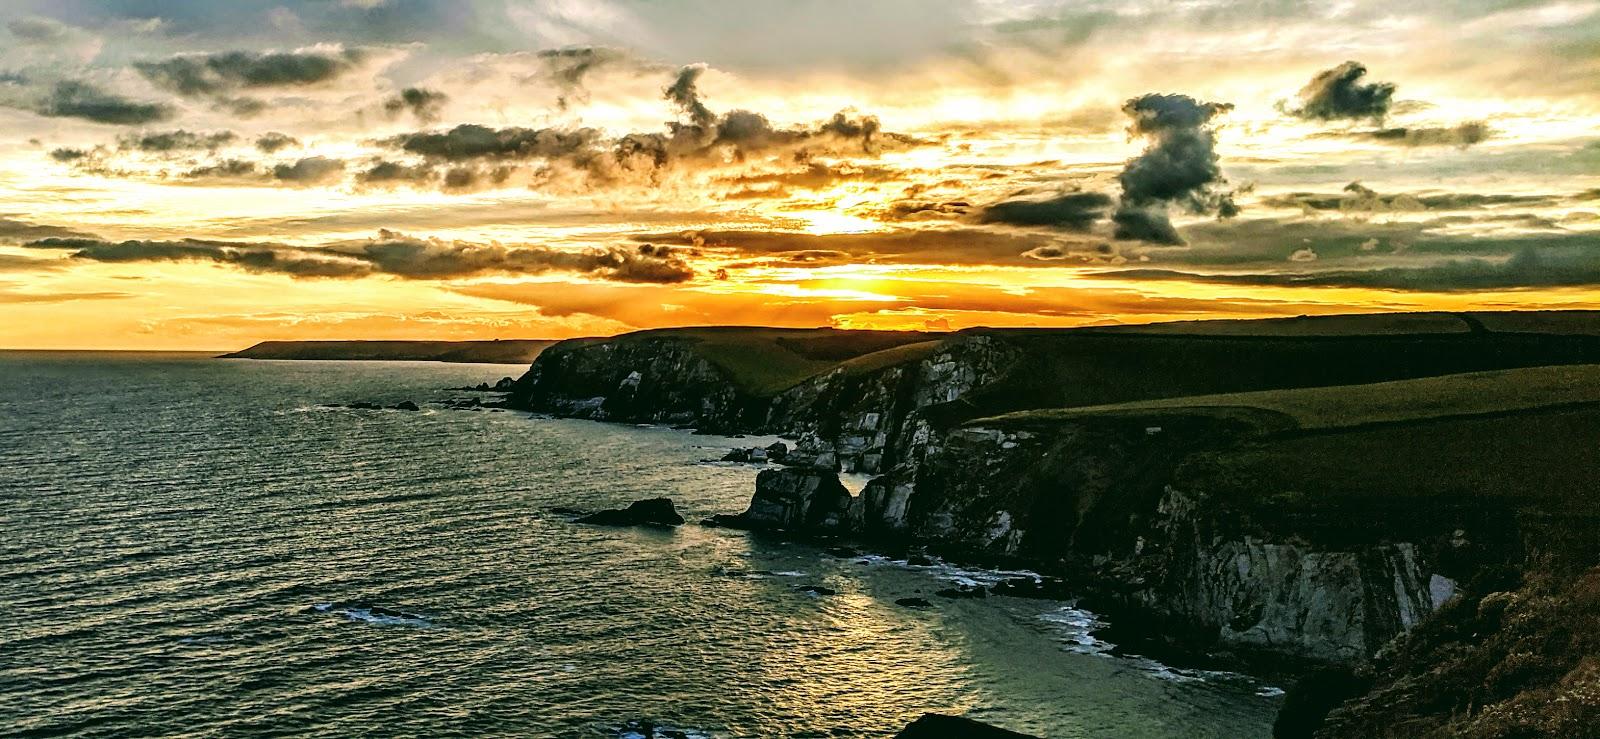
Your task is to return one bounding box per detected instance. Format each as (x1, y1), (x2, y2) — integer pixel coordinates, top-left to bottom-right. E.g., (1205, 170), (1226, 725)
(220, 339), (556, 364)
(507, 311), (1600, 732)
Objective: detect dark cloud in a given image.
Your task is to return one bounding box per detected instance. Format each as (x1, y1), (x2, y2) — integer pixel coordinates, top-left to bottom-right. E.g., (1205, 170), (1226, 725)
(24, 230), (696, 283)
(49, 148), (91, 162)
(375, 66), (906, 190)
(977, 191), (1113, 230)
(537, 46), (632, 110)
(27, 236), (366, 277)
(1283, 61), (1395, 122)
(8, 16), (73, 43)
(270, 156), (344, 184)
(185, 159), (259, 179)
(357, 160), (436, 187)
(382, 86), (448, 123)
(441, 165), (514, 190)
(254, 132), (298, 152)
(36, 80), (174, 125)
(1093, 243), (1600, 292)
(1360, 122), (1491, 148)
(388, 124), (602, 162)
(1112, 93), (1237, 245)
(0, 216), (99, 243)
(134, 47), (370, 114)
(1262, 182), (1554, 213)
(117, 129), (237, 152)
(136, 47), (369, 95)
(664, 64), (716, 132)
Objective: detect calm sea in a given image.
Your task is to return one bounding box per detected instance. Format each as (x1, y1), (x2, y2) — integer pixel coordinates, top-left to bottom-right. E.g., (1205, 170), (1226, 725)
(0, 352), (1280, 737)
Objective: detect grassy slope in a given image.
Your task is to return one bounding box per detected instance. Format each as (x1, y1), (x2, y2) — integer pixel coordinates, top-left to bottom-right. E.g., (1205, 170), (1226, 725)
(973, 364), (1600, 516)
(982, 364), (1600, 431)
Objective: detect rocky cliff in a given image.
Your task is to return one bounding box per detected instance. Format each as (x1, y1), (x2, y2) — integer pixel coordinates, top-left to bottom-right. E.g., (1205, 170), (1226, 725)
(508, 315), (1600, 709)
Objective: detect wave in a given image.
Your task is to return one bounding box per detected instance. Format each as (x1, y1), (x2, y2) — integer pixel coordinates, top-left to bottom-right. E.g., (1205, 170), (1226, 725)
(311, 602), (436, 629)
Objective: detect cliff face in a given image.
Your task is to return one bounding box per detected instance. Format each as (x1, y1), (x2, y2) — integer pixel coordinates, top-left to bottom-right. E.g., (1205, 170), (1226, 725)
(511, 336), (752, 430)
(508, 321), (1600, 673)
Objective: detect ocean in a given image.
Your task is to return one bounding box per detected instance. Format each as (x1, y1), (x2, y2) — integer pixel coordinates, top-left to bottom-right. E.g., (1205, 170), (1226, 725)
(0, 352), (1280, 737)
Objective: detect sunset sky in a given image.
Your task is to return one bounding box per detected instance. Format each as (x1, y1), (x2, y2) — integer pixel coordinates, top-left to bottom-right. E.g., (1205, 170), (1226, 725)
(0, 0), (1597, 349)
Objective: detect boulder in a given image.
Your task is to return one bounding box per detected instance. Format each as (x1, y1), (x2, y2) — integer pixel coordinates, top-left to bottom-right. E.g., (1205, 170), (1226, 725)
(895, 714), (1039, 738)
(393, 400), (421, 411)
(738, 467), (855, 531)
(574, 498), (685, 527)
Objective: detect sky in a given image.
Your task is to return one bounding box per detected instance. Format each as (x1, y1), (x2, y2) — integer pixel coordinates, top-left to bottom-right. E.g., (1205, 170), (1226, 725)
(0, 0), (1596, 349)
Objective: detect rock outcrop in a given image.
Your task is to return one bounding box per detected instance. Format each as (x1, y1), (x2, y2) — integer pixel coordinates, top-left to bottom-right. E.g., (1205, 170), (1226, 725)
(894, 714), (1039, 738)
(573, 498), (685, 527)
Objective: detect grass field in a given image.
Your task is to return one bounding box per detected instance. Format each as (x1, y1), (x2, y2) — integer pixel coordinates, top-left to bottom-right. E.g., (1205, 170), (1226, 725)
(981, 364), (1600, 432)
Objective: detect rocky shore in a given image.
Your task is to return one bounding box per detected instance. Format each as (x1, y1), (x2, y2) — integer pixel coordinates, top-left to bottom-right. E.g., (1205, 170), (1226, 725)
(504, 313), (1600, 735)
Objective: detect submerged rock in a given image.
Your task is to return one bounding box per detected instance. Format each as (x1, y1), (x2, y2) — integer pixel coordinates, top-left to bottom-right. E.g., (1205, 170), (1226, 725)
(575, 498), (685, 527)
(895, 597), (933, 608)
(895, 714), (1039, 738)
(393, 400), (421, 411)
(935, 585), (989, 600)
(794, 585), (836, 596)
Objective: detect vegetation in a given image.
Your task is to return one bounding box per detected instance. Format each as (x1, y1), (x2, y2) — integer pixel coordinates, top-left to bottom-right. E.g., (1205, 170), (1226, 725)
(982, 364), (1600, 432)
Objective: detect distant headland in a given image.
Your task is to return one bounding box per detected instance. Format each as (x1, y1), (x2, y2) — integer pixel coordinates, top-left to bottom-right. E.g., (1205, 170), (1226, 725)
(219, 339), (556, 364)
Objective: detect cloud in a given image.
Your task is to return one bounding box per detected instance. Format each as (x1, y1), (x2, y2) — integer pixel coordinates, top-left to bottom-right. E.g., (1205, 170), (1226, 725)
(134, 46), (373, 114)
(382, 86), (448, 123)
(7, 15), (101, 62)
(388, 124), (602, 162)
(117, 129), (237, 152)
(0, 216), (99, 243)
(1261, 182), (1551, 213)
(35, 80), (174, 125)
(536, 46), (633, 109)
(254, 132), (299, 152)
(184, 159), (260, 180)
(1112, 93), (1237, 245)
(1358, 122), (1491, 148)
(0, 289), (130, 303)
(977, 191), (1112, 230)
(639, 226), (1089, 267)
(8, 16), (73, 43)
(49, 148), (91, 162)
(1283, 61), (1396, 122)
(356, 160), (436, 187)
(1095, 243), (1600, 292)
(270, 156), (345, 185)
(24, 230), (696, 283)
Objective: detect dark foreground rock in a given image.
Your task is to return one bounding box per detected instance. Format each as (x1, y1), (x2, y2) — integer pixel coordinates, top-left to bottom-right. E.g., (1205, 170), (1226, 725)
(894, 714), (1039, 738)
(574, 498), (685, 527)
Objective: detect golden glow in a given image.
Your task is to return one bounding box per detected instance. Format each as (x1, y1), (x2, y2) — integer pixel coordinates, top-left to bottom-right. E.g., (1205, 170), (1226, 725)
(2, 9), (1599, 350)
